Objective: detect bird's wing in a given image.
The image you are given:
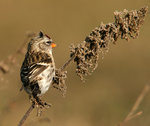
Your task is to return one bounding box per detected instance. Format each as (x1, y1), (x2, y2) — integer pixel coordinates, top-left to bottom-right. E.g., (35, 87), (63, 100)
(21, 52), (54, 86)
(21, 63), (48, 85)
(28, 63), (49, 82)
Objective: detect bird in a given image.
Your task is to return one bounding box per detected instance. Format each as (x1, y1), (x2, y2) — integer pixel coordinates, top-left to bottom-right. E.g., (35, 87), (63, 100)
(20, 31), (56, 107)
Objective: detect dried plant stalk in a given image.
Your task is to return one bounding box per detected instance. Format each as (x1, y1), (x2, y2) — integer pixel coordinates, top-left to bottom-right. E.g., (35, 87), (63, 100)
(124, 84), (150, 122)
(70, 6), (148, 80)
(52, 69), (67, 96)
(18, 103), (35, 126)
(0, 61), (9, 73)
(52, 6), (148, 94)
(117, 84), (150, 126)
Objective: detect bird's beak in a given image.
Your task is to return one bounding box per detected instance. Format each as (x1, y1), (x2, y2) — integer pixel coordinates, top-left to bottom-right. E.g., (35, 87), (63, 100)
(51, 43), (56, 48)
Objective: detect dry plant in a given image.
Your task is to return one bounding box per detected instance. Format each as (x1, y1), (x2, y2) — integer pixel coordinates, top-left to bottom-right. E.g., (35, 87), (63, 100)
(69, 6), (148, 80)
(52, 6), (148, 93)
(0, 6), (146, 126)
(117, 84), (150, 126)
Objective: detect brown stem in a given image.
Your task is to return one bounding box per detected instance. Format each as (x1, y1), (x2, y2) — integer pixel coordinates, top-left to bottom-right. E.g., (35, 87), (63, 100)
(18, 103), (35, 126)
(124, 84), (150, 122)
(60, 54), (75, 71)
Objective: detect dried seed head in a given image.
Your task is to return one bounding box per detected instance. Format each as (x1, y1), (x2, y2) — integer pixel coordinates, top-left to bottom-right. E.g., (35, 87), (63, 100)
(71, 7), (148, 80)
(52, 69), (67, 96)
(114, 6), (148, 40)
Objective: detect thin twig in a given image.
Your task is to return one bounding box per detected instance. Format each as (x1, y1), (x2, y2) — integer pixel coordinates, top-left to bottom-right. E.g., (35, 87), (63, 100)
(124, 84), (150, 122)
(60, 54), (75, 71)
(124, 111), (143, 122)
(116, 84), (150, 126)
(18, 103), (35, 126)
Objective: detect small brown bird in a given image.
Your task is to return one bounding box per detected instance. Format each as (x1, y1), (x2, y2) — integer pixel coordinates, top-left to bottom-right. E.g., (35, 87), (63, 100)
(20, 31), (56, 106)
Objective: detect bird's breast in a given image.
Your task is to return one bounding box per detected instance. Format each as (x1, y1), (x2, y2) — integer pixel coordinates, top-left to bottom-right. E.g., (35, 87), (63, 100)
(37, 66), (55, 96)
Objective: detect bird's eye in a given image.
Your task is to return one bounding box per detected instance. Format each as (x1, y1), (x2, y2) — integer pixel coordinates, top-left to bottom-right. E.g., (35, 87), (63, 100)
(45, 41), (51, 45)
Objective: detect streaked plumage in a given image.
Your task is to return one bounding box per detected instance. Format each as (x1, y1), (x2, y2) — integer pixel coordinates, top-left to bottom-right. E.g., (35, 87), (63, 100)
(20, 31), (56, 106)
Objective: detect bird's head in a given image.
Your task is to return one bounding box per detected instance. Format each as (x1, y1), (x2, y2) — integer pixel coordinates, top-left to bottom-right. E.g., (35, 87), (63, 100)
(28, 31), (56, 55)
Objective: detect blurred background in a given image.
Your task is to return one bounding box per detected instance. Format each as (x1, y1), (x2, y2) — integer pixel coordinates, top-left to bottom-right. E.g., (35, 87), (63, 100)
(0, 0), (150, 126)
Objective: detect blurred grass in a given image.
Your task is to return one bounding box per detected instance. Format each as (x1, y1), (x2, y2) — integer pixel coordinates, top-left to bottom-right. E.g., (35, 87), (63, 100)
(0, 0), (150, 126)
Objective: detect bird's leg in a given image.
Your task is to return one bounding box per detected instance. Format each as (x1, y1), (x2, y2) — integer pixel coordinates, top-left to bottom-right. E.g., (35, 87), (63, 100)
(34, 96), (51, 108)
(29, 95), (34, 103)
(36, 105), (43, 117)
(35, 96), (51, 116)
(29, 95), (51, 116)
(29, 95), (36, 107)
